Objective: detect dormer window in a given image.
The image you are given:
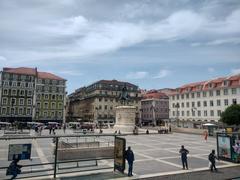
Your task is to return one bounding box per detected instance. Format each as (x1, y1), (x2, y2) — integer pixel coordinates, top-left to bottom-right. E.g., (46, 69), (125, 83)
(223, 80), (229, 86)
(208, 83), (212, 88)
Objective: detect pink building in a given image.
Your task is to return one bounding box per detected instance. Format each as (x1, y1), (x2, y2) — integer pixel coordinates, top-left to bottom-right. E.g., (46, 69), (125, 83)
(140, 90), (169, 126)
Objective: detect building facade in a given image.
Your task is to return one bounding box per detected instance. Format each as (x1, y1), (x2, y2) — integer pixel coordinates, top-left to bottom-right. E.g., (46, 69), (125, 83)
(0, 67), (66, 123)
(169, 75), (240, 128)
(67, 80), (142, 125)
(141, 90), (169, 126)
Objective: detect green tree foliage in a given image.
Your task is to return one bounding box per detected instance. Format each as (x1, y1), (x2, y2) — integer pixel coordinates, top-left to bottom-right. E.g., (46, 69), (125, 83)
(220, 104), (240, 125)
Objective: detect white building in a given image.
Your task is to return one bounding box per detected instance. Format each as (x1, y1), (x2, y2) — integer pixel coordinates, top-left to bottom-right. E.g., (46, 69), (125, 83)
(169, 75), (240, 128)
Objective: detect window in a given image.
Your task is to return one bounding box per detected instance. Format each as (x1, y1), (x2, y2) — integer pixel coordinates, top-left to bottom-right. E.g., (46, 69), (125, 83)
(197, 101), (201, 107)
(105, 105), (108, 110)
(59, 95), (63, 100)
(37, 94), (41, 100)
(52, 103), (56, 109)
(210, 110), (214, 116)
(172, 103), (175, 108)
(58, 111), (62, 117)
(12, 81), (17, 87)
(217, 100), (221, 106)
(3, 81), (9, 86)
(27, 99), (32, 105)
(105, 98), (108, 102)
(209, 91), (213, 97)
(10, 108), (15, 115)
(186, 102), (190, 107)
(45, 94), (48, 100)
(217, 110), (221, 116)
(181, 111), (184, 116)
(58, 103), (62, 109)
(192, 102), (195, 107)
(198, 110), (201, 116)
(20, 90), (25, 96)
(191, 93), (195, 98)
(37, 102), (41, 108)
(99, 98), (102, 102)
(52, 95), (55, 100)
(19, 98), (24, 105)
(210, 100), (214, 107)
(26, 108), (31, 115)
(51, 111), (55, 117)
(224, 89), (228, 95)
(181, 103), (184, 108)
(203, 92), (207, 97)
(216, 90), (221, 96)
(2, 98), (8, 105)
(224, 99), (228, 106)
(197, 92), (200, 98)
(11, 98), (16, 105)
(186, 94), (189, 99)
(172, 96), (175, 100)
(2, 108), (7, 115)
(11, 89), (17, 95)
(232, 99), (237, 104)
(44, 111), (48, 117)
(3, 89), (8, 95)
(28, 90), (32, 96)
(173, 111), (175, 116)
(99, 105), (102, 110)
(44, 102), (48, 109)
(177, 95), (179, 100)
(204, 110), (207, 116)
(187, 111), (190, 117)
(203, 101), (207, 107)
(192, 110), (195, 116)
(232, 88), (237, 94)
(20, 82), (25, 88)
(181, 94), (184, 99)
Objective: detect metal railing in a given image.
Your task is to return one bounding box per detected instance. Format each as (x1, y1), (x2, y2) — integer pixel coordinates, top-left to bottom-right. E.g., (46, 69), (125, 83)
(0, 134), (118, 180)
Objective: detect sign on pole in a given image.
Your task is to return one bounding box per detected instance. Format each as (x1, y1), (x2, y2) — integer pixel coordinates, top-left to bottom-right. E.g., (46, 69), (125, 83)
(114, 136), (126, 173)
(8, 144), (32, 161)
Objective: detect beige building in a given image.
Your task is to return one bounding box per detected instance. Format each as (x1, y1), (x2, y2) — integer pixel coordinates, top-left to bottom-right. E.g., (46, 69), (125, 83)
(67, 80), (142, 125)
(169, 74), (240, 128)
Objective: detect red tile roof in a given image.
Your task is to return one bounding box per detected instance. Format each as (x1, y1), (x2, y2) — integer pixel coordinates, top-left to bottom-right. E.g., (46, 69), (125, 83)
(3, 67), (37, 76)
(3, 67), (65, 81)
(143, 91), (168, 99)
(38, 72), (65, 81)
(171, 74), (240, 95)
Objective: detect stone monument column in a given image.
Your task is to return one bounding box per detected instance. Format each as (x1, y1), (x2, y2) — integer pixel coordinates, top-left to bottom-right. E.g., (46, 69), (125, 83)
(114, 106), (136, 132)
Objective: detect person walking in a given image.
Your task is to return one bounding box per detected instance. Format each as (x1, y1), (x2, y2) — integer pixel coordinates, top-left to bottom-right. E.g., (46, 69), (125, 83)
(125, 146), (135, 176)
(7, 157), (22, 179)
(204, 130), (208, 142)
(179, 145), (189, 170)
(208, 149), (218, 172)
(63, 123), (66, 134)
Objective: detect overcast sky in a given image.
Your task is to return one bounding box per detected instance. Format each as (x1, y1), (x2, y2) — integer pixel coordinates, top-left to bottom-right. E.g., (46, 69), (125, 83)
(0, 0), (240, 93)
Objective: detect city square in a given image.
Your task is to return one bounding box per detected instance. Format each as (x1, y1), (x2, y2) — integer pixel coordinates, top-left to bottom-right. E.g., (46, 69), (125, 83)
(1, 0), (240, 179)
(0, 128), (239, 179)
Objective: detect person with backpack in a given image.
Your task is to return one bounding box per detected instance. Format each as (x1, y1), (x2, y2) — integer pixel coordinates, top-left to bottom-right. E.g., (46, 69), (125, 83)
(179, 145), (189, 170)
(208, 149), (218, 172)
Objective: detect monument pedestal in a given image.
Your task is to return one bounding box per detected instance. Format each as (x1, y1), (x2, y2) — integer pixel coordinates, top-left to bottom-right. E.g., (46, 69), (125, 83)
(114, 106), (136, 133)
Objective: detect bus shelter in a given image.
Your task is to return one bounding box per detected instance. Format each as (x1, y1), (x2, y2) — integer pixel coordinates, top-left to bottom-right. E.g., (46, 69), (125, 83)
(217, 132), (240, 163)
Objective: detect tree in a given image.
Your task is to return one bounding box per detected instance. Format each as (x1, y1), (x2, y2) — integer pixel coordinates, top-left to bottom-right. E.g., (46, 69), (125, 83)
(220, 104), (240, 125)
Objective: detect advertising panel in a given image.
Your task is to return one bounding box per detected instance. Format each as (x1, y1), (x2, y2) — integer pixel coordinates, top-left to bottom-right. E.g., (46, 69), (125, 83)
(114, 137), (126, 173)
(8, 144), (32, 161)
(217, 136), (231, 159)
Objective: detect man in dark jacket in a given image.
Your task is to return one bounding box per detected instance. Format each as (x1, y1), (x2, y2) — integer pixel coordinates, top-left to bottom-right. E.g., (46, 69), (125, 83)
(209, 149), (218, 172)
(179, 145), (189, 170)
(125, 146), (135, 176)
